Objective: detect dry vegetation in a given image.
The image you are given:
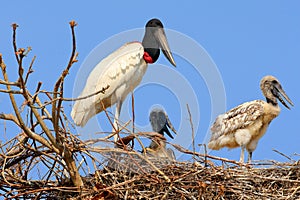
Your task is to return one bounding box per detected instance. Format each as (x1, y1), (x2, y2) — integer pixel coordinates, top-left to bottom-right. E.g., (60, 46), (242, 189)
(0, 21), (300, 199)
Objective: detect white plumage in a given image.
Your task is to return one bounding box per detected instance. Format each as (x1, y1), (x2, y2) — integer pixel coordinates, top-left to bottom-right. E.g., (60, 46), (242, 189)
(208, 76), (293, 163)
(71, 19), (176, 142)
(71, 42), (146, 126)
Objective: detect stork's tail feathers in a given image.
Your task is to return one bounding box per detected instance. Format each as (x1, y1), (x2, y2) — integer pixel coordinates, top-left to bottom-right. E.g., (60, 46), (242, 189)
(207, 141), (219, 150)
(71, 101), (95, 127)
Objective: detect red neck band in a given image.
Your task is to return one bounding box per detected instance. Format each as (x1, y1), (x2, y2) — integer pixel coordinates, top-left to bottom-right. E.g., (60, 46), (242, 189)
(143, 52), (154, 63)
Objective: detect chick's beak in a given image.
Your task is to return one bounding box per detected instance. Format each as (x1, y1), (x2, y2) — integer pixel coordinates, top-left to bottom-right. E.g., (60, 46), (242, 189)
(274, 84), (294, 109)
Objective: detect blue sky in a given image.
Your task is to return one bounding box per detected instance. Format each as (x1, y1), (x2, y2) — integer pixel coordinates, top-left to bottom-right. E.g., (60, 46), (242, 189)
(0, 1), (299, 163)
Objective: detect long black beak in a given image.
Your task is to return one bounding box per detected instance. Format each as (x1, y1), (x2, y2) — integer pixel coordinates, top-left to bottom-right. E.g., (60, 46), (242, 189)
(274, 84), (294, 109)
(160, 124), (174, 139)
(165, 112), (178, 135)
(160, 113), (178, 139)
(154, 28), (176, 67)
(150, 109), (177, 139)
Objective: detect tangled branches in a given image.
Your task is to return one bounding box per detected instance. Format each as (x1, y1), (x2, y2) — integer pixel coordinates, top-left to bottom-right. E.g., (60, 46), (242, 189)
(0, 20), (109, 198)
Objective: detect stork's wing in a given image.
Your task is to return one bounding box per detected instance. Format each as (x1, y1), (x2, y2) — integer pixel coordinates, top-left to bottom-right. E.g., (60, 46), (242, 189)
(71, 42), (145, 126)
(210, 100), (264, 141)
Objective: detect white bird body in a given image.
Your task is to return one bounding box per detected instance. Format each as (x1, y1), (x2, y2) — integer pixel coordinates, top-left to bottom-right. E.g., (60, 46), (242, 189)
(208, 76), (293, 163)
(71, 19), (176, 142)
(208, 100), (280, 159)
(71, 42), (147, 126)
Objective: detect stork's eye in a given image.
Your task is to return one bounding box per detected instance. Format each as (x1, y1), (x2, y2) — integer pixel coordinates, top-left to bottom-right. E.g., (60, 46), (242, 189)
(150, 20), (163, 27)
(156, 21), (162, 26)
(272, 80), (278, 84)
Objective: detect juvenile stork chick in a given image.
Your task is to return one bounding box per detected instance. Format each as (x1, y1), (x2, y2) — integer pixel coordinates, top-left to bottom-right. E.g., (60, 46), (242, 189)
(208, 76), (293, 163)
(145, 108), (177, 160)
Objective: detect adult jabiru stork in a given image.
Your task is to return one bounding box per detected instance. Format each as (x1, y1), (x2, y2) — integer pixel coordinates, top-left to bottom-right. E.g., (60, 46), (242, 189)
(145, 108), (177, 160)
(71, 19), (176, 141)
(208, 76), (293, 163)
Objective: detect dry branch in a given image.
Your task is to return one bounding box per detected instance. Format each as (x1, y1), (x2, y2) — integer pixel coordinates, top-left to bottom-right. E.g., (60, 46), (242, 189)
(0, 21), (85, 191)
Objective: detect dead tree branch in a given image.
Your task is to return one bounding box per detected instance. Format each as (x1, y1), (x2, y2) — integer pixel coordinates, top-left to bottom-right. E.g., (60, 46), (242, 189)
(52, 20), (78, 137)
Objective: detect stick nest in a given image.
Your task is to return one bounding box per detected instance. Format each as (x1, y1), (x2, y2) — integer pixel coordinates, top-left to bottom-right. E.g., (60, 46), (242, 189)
(86, 157), (300, 199)
(1, 141), (300, 200)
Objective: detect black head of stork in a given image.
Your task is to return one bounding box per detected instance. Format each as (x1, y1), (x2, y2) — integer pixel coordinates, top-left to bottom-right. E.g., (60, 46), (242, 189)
(260, 75), (294, 109)
(149, 108), (177, 139)
(142, 18), (176, 67)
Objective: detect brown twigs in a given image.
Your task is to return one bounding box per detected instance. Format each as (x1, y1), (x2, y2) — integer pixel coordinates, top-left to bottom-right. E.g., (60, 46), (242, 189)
(0, 21), (89, 195)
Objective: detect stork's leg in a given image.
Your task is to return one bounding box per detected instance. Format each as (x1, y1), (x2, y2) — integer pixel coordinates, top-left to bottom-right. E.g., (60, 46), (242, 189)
(239, 146), (245, 163)
(247, 151), (253, 163)
(113, 99), (123, 142)
(235, 129), (251, 163)
(131, 92), (135, 133)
